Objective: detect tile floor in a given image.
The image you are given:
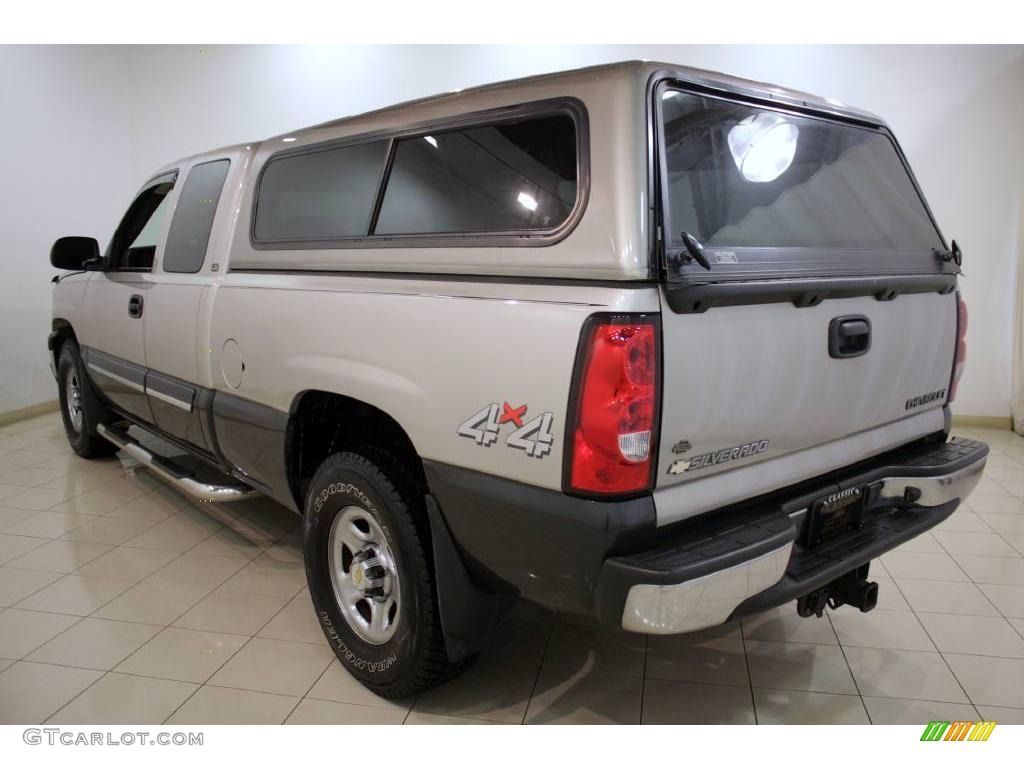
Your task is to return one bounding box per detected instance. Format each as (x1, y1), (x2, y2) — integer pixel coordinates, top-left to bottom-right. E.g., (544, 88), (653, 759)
(1, 410), (1023, 725)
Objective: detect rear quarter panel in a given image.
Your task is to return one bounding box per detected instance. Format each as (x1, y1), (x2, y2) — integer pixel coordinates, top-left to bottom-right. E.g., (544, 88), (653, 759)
(207, 273), (659, 490)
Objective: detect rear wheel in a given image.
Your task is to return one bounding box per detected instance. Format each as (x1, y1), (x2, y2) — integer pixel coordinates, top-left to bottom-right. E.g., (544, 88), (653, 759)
(303, 451), (451, 698)
(56, 342), (117, 459)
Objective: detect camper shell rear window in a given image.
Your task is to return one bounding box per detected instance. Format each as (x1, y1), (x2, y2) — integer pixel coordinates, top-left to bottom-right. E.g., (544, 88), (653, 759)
(657, 84), (951, 283)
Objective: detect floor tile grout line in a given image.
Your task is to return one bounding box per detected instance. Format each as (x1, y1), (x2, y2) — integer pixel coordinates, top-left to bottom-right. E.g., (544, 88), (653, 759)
(895, 573), (983, 713)
(0, 463), (102, 493)
(638, 632), (649, 725)
(642, 662), (956, 700)
(12, 652), (995, 713)
(44, 668), (136, 724)
(12, 573), (139, 620)
(517, 609), (558, 725)
(158, 632), (264, 725)
(37, 647), (114, 724)
(0, 567), (67, 609)
(1008, 618), (1024, 643)
(738, 619), (759, 724)
(9, 458), (149, 517)
(928, 522), (1023, 625)
(32, 510), (281, 725)
(0, 533), (54, 569)
(825, 611), (871, 723)
(5, 611), (90, 663)
(160, 543), (321, 726)
(79, 508), (291, 709)
(277, 656), (337, 726)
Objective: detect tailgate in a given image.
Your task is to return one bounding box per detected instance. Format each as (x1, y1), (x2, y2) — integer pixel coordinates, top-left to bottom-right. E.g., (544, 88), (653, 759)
(657, 291), (956, 489)
(652, 82), (959, 507)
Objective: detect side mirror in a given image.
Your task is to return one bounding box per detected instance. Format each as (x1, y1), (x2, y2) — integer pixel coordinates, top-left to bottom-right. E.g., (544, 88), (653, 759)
(50, 236), (101, 271)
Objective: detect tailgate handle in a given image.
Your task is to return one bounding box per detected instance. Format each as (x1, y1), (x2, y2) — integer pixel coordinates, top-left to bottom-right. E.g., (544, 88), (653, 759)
(829, 315), (871, 358)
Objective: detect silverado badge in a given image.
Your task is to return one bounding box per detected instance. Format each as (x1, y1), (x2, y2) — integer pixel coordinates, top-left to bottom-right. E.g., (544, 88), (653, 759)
(668, 439), (769, 474)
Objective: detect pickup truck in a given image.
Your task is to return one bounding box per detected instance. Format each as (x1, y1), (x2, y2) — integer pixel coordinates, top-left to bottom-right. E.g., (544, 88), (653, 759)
(48, 61), (988, 698)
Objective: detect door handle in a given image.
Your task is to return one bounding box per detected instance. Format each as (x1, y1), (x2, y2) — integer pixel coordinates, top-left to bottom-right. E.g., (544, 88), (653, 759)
(128, 294), (144, 319)
(838, 320), (868, 337)
(829, 315), (871, 358)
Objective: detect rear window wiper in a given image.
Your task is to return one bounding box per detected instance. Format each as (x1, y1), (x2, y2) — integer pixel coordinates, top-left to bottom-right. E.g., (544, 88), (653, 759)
(667, 231), (712, 271)
(932, 239), (963, 268)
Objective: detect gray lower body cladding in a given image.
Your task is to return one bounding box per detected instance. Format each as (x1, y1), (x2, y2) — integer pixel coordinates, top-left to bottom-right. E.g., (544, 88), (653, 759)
(79, 345), (295, 509)
(426, 436), (989, 631)
(422, 460), (656, 616)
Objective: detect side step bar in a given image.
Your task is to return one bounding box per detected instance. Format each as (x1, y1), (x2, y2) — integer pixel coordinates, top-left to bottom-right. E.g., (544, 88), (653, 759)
(97, 423), (260, 503)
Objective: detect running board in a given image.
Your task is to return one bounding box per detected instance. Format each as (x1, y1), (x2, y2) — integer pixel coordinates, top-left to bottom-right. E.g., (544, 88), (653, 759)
(96, 423), (260, 503)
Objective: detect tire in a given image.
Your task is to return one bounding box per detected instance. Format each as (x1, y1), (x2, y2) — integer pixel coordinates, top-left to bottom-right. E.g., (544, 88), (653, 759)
(56, 341), (117, 459)
(303, 451), (450, 698)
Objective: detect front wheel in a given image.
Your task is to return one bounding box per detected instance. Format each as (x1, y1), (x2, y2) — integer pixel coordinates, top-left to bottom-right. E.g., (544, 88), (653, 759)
(303, 451), (451, 698)
(56, 341), (117, 459)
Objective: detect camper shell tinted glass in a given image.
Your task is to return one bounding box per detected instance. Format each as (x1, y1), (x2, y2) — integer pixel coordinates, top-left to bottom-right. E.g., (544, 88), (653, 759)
(656, 84), (950, 283)
(254, 141), (389, 243)
(375, 115), (577, 235)
(250, 99), (585, 249)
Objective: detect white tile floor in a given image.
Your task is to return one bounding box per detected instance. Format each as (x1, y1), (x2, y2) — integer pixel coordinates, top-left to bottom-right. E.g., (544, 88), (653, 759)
(1, 410), (1023, 724)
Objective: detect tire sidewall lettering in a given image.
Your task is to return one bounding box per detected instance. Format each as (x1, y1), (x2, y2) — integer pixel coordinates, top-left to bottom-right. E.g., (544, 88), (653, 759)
(308, 469), (404, 680)
(318, 610), (397, 673)
(314, 481), (393, 546)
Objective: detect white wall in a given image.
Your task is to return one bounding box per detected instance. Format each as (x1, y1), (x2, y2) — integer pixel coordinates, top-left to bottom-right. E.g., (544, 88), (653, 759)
(2, 45), (1022, 418)
(0, 46), (136, 414)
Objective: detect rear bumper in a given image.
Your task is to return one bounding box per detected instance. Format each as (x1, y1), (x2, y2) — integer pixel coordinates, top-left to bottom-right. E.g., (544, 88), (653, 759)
(425, 436), (988, 634)
(599, 437), (988, 634)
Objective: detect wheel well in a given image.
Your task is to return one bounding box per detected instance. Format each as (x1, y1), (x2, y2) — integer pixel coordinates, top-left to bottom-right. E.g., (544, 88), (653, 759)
(287, 391), (427, 510)
(51, 320), (76, 357)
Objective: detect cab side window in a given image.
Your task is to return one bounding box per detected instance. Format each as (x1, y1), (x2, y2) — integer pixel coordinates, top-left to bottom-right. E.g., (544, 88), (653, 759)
(106, 174), (176, 272)
(163, 160), (231, 273)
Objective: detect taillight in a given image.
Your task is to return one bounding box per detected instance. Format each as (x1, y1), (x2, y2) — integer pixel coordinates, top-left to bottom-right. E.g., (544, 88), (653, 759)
(566, 315), (660, 495)
(948, 293), (968, 402)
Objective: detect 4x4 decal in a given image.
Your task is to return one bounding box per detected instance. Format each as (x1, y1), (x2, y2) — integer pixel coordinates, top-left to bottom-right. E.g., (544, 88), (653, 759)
(458, 401), (554, 459)
(458, 404), (502, 447)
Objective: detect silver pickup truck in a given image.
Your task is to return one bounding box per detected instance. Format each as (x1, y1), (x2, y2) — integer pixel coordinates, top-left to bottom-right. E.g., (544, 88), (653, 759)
(48, 60), (988, 698)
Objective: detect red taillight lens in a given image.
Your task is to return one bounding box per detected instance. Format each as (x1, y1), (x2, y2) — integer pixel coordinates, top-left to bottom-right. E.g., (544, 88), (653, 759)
(567, 317), (659, 495)
(949, 294), (968, 402)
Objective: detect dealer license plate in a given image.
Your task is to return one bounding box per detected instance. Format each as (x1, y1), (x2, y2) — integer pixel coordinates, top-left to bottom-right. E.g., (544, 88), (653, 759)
(804, 487), (864, 547)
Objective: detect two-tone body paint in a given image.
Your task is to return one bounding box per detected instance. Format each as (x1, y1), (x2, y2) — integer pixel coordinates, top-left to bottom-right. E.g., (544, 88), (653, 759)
(51, 60), (957, 531)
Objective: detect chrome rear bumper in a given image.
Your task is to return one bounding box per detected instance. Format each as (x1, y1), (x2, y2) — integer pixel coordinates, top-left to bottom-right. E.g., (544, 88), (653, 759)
(877, 454), (986, 508)
(622, 544), (792, 634)
(605, 439), (988, 635)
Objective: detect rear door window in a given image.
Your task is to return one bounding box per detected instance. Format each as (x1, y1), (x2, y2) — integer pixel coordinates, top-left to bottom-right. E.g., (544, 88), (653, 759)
(374, 114), (578, 235)
(254, 140), (388, 243)
(163, 159), (231, 273)
(658, 88), (946, 279)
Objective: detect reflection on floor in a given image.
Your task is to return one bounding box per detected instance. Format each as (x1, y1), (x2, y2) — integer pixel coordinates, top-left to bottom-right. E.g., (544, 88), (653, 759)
(1, 410), (1023, 724)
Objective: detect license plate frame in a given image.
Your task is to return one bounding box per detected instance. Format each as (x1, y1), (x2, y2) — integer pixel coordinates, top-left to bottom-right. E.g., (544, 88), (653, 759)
(803, 486), (865, 548)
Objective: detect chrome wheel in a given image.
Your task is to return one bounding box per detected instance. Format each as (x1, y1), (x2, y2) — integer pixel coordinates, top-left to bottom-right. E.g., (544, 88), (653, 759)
(64, 365), (83, 433)
(328, 505), (401, 644)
